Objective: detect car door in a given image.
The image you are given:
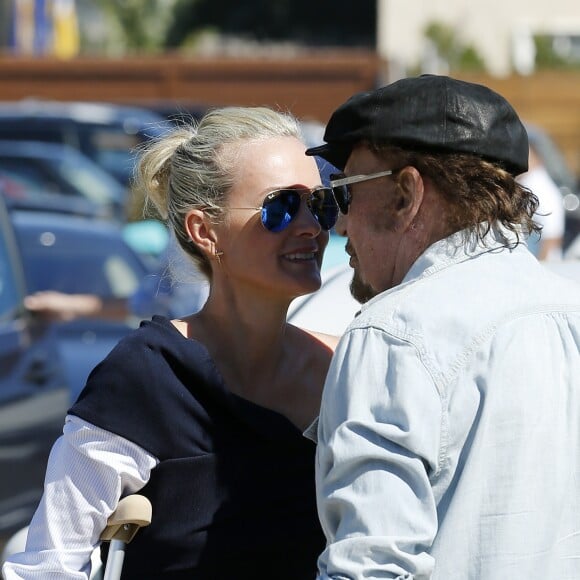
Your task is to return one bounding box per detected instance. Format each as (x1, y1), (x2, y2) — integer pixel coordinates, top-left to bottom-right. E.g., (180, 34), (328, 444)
(0, 197), (69, 543)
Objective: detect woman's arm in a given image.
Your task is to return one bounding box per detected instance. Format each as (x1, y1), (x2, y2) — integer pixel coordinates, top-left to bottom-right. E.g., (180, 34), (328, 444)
(2, 416), (158, 580)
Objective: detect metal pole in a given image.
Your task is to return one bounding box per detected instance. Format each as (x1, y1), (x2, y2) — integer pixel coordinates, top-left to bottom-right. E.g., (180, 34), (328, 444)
(102, 540), (126, 580)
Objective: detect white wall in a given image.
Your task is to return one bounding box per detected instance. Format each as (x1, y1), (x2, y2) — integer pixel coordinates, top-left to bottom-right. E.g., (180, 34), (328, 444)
(377, 0), (580, 78)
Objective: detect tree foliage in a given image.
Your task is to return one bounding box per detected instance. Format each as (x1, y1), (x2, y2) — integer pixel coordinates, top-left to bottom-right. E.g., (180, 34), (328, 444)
(98, 0), (176, 53)
(534, 35), (580, 70)
(164, 0), (375, 49)
(424, 21), (486, 72)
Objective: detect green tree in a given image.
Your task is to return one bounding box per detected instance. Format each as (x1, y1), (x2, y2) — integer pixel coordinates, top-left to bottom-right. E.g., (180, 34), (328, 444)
(164, 0), (375, 49)
(99, 0), (177, 53)
(424, 21), (486, 72)
(534, 34), (580, 70)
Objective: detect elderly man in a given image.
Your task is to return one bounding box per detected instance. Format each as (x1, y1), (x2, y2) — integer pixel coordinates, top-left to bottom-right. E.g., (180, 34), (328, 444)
(306, 75), (580, 579)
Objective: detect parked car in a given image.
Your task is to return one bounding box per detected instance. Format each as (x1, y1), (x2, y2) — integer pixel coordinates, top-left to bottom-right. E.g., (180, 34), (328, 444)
(142, 100), (209, 126)
(1, 171), (105, 219)
(0, 100), (169, 187)
(0, 200), (148, 545)
(0, 140), (127, 221)
(11, 209), (149, 302)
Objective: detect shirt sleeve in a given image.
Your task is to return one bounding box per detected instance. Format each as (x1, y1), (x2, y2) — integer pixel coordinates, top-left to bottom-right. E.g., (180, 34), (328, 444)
(315, 326), (443, 579)
(2, 415), (158, 580)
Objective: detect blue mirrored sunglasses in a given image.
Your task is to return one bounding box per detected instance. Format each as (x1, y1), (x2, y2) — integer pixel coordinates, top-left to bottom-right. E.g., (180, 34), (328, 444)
(229, 187), (339, 233)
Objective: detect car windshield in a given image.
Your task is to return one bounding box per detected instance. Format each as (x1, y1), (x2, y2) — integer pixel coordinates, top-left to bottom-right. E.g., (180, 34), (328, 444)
(89, 128), (141, 185)
(0, 159), (73, 196)
(53, 150), (125, 205)
(85, 121), (168, 185)
(13, 219), (144, 297)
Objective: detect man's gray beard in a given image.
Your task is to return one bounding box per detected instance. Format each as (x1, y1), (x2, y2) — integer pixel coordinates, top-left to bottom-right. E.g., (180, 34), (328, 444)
(350, 270), (377, 304)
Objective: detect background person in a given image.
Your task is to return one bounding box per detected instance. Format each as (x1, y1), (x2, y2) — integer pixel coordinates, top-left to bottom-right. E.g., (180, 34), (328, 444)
(4, 106), (339, 579)
(517, 143), (565, 261)
(306, 74), (580, 579)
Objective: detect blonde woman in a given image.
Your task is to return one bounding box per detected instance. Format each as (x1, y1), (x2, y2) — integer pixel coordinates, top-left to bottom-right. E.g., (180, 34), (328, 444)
(4, 107), (339, 579)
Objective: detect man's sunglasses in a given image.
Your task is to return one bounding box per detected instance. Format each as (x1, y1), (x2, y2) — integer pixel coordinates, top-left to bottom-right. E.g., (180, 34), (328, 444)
(329, 169), (395, 214)
(229, 187), (339, 233)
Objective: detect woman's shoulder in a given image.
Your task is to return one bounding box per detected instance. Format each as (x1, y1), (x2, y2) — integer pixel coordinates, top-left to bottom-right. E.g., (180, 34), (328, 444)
(277, 325), (337, 431)
(286, 324), (339, 379)
(304, 330), (340, 351)
(70, 315), (219, 458)
(81, 315), (211, 391)
(288, 323), (340, 353)
(112, 315), (191, 358)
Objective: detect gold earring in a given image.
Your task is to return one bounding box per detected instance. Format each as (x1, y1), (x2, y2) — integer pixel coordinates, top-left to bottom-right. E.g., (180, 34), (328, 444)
(214, 251), (224, 265)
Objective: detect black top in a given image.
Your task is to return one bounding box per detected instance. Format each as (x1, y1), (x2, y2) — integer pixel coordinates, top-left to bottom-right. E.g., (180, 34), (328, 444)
(70, 315), (325, 579)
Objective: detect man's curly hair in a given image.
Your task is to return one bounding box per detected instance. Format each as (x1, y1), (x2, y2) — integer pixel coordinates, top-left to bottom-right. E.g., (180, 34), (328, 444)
(371, 143), (540, 246)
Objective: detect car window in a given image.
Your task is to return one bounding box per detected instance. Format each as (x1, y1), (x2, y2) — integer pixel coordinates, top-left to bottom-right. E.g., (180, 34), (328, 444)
(0, 123), (65, 145)
(104, 255), (142, 296)
(0, 158), (74, 195)
(0, 229), (21, 319)
(51, 151), (125, 205)
(13, 222), (144, 298)
(0, 195), (26, 320)
(0, 168), (50, 197)
(21, 244), (141, 297)
(79, 125), (142, 184)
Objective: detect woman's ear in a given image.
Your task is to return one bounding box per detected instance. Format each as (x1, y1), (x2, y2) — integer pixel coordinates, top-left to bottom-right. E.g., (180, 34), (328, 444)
(393, 166), (425, 230)
(185, 209), (219, 257)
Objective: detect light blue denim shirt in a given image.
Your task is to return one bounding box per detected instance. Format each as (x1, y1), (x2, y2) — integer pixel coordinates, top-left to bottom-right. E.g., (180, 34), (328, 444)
(316, 226), (580, 579)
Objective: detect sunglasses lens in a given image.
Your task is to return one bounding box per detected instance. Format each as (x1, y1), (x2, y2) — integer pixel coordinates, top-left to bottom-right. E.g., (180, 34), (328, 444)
(329, 173), (350, 214)
(261, 190), (301, 232)
(334, 185), (350, 214)
(261, 188), (339, 232)
(309, 188), (339, 230)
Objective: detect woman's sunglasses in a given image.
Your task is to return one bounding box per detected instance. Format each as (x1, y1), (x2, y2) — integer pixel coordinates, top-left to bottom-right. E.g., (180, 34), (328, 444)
(329, 169), (395, 214)
(229, 187), (339, 233)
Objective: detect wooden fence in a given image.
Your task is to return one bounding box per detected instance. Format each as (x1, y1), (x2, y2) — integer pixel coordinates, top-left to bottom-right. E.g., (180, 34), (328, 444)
(456, 71), (580, 177)
(0, 52), (382, 125)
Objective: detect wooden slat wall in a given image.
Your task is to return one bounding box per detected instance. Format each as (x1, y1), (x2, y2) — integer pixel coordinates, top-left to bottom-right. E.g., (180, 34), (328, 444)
(0, 56), (578, 176)
(457, 72), (580, 177)
(0, 53), (380, 126)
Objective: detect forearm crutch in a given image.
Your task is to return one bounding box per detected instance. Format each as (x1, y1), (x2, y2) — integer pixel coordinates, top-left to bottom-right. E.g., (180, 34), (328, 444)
(99, 495), (152, 580)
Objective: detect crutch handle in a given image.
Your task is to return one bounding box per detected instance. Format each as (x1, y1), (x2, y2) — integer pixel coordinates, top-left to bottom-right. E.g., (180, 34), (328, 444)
(100, 494), (152, 544)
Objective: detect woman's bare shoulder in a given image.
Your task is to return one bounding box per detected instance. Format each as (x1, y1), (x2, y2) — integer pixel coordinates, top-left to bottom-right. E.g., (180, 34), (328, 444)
(305, 330), (340, 351)
(287, 323), (340, 352)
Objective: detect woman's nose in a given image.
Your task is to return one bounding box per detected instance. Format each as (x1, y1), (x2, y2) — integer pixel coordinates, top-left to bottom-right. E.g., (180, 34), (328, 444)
(294, 200), (323, 236)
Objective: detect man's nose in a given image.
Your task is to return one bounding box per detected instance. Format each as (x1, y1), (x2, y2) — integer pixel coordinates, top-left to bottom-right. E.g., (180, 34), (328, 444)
(334, 212), (347, 236)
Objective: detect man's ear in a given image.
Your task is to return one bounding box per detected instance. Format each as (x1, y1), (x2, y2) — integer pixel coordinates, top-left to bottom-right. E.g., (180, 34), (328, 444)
(393, 166), (424, 230)
(185, 209), (219, 257)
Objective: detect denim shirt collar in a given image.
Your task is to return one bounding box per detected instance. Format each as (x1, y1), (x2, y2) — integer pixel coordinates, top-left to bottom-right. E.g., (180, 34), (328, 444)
(360, 224), (524, 313)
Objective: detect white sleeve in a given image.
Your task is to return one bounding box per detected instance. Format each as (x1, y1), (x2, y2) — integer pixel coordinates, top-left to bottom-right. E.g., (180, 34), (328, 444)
(316, 327), (442, 579)
(2, 415), (158, 580)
